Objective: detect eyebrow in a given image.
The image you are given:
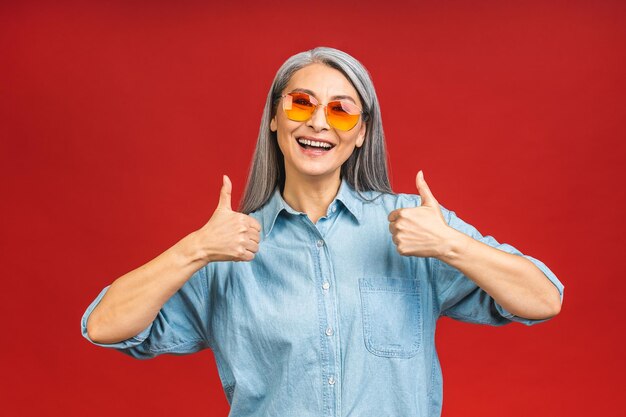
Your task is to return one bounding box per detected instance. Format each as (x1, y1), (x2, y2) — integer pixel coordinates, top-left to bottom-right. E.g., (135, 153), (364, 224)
(290, 88), (357, 104)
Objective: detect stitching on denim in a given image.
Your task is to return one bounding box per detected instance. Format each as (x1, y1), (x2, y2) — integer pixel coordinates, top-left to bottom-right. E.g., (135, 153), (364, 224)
(359, 278), (422, 359)
(224, 384), (235, 404)
(430, 257), (442, 317)
(201, 264), (214, 350)
(442, 311), (504, 326)
(428, 351), (438, 416)
(303, 218), (331, 417)
(148, 339), (205, 353)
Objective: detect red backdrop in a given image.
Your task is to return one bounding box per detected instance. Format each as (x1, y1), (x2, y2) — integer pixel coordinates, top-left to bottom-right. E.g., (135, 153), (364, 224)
(1, 1), (624, 416)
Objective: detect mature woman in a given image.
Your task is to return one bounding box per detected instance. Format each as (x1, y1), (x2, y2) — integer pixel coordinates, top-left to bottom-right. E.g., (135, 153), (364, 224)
(82, 46), (564, 417)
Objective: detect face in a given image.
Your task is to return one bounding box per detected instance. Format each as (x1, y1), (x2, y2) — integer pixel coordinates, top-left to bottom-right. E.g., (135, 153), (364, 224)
(270, 63), (367, 184)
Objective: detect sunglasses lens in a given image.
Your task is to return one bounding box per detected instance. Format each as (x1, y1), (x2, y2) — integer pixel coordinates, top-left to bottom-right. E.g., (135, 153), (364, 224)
(283, 93), (315, 122)
(282, 92), (362, 131)
(327, 100), (361, 131)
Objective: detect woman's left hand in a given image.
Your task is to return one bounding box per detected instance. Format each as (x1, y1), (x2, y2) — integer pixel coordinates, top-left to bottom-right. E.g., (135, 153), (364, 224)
(388, 170), (456, 259)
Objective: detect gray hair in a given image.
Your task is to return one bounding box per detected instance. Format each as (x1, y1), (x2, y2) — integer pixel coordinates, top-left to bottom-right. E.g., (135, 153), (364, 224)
(238, 46), (394, 214)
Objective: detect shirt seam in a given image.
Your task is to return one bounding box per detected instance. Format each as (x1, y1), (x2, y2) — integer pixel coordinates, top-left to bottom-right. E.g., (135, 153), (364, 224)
(148, 339), (207, 353)
(201, 264), (214, 350)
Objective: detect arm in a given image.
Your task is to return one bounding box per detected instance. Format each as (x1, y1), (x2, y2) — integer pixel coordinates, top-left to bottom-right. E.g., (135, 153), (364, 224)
(86, 233), (206, 344)
(85, 175), (261, 345)
(388, 170), (563, 322)
(437, 224), (561, 320)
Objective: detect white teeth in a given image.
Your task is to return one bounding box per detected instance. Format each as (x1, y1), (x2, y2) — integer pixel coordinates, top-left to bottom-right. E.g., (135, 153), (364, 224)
(297, 138), (333, 149)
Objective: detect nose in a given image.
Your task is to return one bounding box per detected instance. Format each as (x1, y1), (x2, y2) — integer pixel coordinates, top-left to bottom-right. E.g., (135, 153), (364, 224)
(306, 104), (330, 131)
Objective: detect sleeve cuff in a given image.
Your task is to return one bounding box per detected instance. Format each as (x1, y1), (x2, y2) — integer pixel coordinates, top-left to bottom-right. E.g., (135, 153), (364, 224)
(80, 285), (153, 349)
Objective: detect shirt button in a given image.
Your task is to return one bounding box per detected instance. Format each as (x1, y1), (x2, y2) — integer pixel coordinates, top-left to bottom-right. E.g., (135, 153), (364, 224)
(325, 327), (334, 336)
(316, 239), (324, 247)
(331, 205), (337, 212)
(322, 282), (330, 290)
(328, 376), (336, 385)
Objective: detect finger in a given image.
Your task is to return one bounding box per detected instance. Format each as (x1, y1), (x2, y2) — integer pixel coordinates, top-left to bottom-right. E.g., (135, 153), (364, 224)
(244, 239), (259, 253)
(247, 229), (261, 244)
(237, 249), (255, 262)
(247, 217), (262, 232)
(217, 175), (232, 210)
(388, 209), (400, 222)
(416, 170), (438, 207)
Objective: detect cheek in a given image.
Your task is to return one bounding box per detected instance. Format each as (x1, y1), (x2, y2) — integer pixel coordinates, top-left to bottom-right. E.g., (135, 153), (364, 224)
(275, 131), (292, 155)
(337, 132), (360, 149)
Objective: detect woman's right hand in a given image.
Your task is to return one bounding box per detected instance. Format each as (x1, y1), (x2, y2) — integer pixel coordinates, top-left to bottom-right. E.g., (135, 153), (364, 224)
(194, 175), (262, 263)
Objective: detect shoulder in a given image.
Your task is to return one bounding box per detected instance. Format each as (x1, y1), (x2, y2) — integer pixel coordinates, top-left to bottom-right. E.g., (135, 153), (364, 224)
(361, 190), (451, 212)
(361, 190), (455, 223)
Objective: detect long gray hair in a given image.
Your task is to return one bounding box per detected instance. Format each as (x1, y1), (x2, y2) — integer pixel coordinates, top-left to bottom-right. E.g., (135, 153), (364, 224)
(239, 46), (394, 214)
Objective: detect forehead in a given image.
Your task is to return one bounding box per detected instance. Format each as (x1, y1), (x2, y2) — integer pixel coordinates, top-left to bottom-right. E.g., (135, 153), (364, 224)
(284, 63), (360, 103)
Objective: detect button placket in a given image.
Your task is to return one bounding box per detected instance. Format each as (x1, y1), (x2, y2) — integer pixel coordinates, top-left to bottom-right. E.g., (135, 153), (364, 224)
(310, 230), (340, 415)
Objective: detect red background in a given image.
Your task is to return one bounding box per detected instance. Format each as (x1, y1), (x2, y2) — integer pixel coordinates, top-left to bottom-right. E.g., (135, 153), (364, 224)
(1, 0), (625, 416)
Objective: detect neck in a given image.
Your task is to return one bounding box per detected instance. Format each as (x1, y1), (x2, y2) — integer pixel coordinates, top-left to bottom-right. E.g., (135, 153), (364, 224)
(282, 172), (341, 224)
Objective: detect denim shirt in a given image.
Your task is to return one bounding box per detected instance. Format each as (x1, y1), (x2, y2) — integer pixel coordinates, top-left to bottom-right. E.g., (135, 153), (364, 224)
(81, 178), (564, 417)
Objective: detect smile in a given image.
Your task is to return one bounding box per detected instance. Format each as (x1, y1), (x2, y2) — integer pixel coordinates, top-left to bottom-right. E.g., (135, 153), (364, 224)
(296, 137), (335, 152)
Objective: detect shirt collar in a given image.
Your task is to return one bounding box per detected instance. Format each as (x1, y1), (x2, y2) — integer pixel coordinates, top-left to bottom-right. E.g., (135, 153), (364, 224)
(261, 177), (364, 238)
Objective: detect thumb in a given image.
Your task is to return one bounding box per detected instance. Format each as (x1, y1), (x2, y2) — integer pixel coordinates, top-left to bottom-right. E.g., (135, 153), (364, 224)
(416, 170), (437, 207)
(217, 175), (232, 210)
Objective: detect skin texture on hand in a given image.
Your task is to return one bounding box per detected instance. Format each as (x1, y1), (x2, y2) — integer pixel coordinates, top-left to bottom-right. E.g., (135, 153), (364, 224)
(387, 170), (451, 259)
(195, 175), (262, 263)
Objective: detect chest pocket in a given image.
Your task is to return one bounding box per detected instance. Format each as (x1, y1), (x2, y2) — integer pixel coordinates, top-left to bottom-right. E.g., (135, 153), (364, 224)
(358, 277), (422, 359)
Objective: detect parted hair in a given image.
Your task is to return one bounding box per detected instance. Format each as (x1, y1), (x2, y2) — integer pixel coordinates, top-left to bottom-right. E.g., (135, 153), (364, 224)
(238, 46), (394, 214)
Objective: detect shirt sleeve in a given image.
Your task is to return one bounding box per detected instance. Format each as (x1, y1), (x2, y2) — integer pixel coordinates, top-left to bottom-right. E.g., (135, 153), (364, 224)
(80, 265), (211, 359)
(433, 206), (564, 326)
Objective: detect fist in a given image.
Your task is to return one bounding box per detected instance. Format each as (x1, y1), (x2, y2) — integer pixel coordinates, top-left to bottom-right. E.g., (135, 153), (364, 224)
(388, 170), (451, 258)
(195, 175), (262, 262)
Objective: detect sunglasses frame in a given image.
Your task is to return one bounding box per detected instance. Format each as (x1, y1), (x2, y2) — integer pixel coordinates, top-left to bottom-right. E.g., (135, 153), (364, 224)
(279, 91), (364, 131)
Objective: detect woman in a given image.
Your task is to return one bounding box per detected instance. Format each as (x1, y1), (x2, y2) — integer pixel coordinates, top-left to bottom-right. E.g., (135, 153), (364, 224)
(82, 46), (564, 416)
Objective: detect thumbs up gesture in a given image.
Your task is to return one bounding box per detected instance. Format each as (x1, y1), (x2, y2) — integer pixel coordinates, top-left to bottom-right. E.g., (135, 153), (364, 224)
(194, 175), (262, 263)
(388, 170), (452, 258)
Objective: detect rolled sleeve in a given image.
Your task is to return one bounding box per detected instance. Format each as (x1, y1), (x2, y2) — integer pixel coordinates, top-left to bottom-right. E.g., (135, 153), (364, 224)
(80, 266), (211, 359)
(81, 285), (153, 350)
(436, 206), (565, 326)
(493, 253), (564, 325)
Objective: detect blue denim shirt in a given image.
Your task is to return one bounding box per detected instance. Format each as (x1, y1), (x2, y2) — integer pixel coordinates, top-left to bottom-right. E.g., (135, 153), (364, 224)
(81, 178), (564, 417)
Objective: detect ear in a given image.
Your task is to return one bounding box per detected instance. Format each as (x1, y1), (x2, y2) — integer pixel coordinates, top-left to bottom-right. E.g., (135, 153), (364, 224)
(270, 116), (277, 132)
(355, 121), (366, 148)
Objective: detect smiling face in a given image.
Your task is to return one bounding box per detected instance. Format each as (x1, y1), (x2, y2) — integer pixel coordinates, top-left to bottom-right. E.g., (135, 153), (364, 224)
(270, 63), (367, 185)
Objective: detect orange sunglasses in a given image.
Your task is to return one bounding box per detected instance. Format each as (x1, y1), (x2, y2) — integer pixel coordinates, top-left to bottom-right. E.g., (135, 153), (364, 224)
(280, 91), (364, 131)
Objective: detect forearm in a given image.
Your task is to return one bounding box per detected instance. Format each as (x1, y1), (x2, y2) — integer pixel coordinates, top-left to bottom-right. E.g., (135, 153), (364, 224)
(437, 228), (562, 320)
(86, 231), (207, 344)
